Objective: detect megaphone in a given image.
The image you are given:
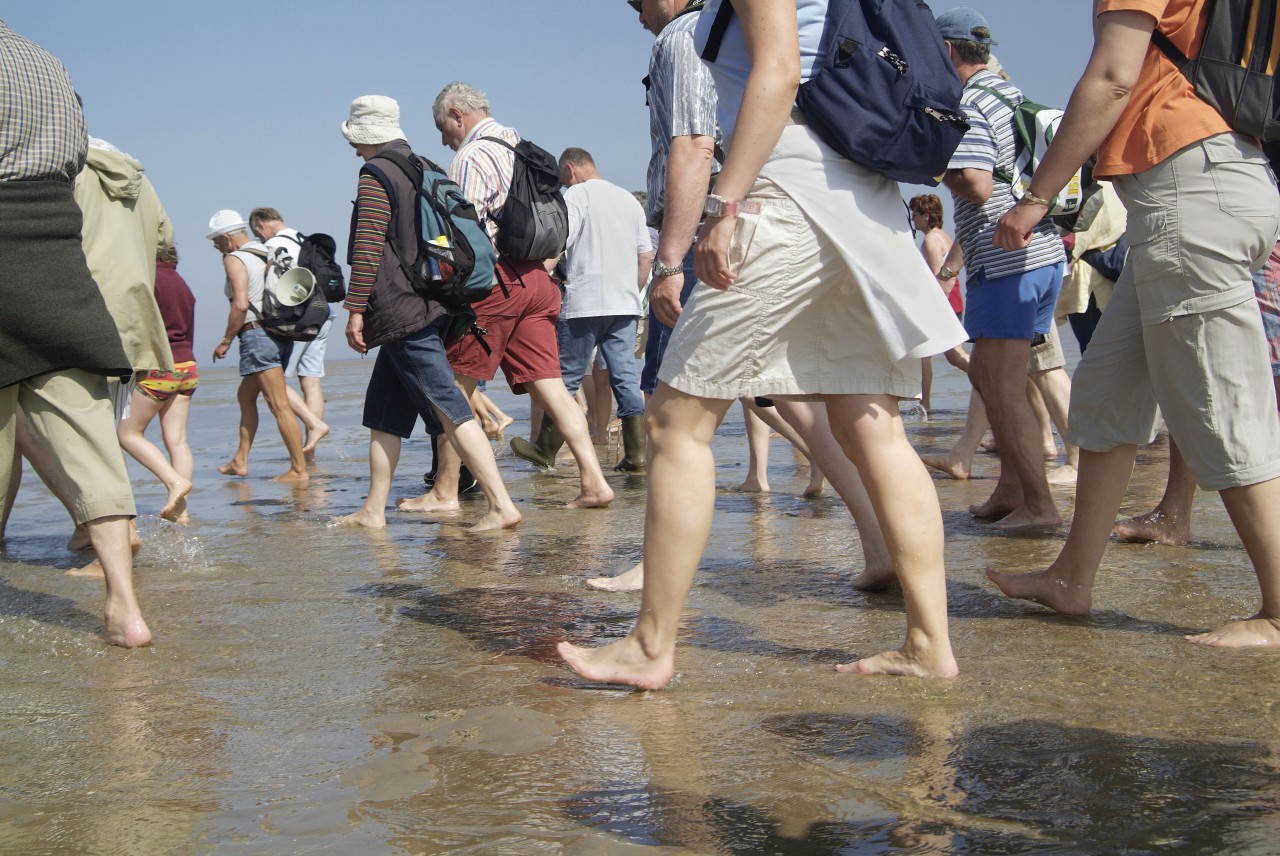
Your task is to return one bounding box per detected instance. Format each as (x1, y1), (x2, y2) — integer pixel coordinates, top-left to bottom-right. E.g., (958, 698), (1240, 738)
(273, 266), (316, 306)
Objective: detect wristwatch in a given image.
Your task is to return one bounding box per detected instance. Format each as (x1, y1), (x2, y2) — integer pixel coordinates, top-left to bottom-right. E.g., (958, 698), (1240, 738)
(937, 265), (956, 280)
(651, 259), (684, 278)
(704, 193), (762, 219)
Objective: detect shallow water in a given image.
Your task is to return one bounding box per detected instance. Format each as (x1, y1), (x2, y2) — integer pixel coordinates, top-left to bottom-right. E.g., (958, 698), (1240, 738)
(2, 352), (1279, 855)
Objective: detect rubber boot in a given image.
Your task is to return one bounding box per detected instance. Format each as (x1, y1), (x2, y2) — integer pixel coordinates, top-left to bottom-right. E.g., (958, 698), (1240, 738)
(614, 414), (646, 472)
(511, 415), (565, 469)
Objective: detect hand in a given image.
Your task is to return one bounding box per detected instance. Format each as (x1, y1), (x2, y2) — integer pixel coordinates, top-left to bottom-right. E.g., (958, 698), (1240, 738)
(650, 271), (685, 327)
(213, 340), (230, 362)
(346, 312), (367, 354)
(694, 214), (736, 290)
(993, 200), (1047, 251)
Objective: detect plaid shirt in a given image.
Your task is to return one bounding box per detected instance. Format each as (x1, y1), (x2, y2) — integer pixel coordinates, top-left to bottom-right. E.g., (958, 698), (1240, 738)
(0, 19), (87, 182)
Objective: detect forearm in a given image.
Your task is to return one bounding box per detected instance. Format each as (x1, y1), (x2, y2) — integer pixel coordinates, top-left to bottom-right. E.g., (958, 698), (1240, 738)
(638, 251), (654, 291)
(222, 305), (248, 343)
(344, 173), (391, 313)
(657, 135), (716, 266)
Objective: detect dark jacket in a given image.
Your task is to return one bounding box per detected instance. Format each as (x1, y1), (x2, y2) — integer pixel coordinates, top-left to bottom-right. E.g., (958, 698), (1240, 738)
(351, 140), (446, 349)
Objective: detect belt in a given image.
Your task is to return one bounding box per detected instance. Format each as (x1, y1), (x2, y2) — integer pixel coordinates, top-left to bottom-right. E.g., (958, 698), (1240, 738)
(240, 321), (262, 334)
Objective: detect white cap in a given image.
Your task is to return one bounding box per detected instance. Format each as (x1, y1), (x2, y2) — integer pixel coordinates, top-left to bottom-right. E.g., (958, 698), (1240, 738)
(341, 95), (405, 145)
(206, 209), (248, 239)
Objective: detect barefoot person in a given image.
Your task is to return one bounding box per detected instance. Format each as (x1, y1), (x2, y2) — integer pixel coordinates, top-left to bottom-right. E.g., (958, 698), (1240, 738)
(0, 16), (150, 646)
(208, 209), (309, 483)
(989, 1), (1280, 649)
(330, 96), (520, 533)
(560, 0), (966, 686)
(116, 244), (197, 523)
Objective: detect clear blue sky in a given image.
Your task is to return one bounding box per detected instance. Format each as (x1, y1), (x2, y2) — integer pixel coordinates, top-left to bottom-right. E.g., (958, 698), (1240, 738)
(4, 1), (1094, 360)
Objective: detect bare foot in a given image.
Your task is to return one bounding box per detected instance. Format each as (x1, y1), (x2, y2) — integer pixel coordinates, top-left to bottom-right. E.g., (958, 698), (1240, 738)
(273, 468), (309, 484)
(557, 637), (674, 690)
(587, 561), (644, 592)
(66, 560), (105, 579)
(66, 526), (91, 551)
(1113, 509), (1191, 546)
(851, 567), (899, 592)
(969, 496), (1015, 520)
(218, 460), (248, 477)
(1185, 614), (1280, 648)
(1046, 464), (1078, 486)
(1043, 443), (1060, 461)
(985, 566), (1092, 615)
(468, 506), (522, 532)
(803, 470), (825, 497)
(979, 439), (998, 454)
(990, 506), (1062, 530)
(567, 483), (614, 509)
(159, 478), (193, 522)
(397, 492), (461, 515)
(836, 644), (959, 678)
(303, 422), (330, 456)
(921, 452), (973, 480)
(735, 476), (769, 493)
(485, 414), (514, 441)
(330, 508), (386, 529)
(102, 606), (152, 649)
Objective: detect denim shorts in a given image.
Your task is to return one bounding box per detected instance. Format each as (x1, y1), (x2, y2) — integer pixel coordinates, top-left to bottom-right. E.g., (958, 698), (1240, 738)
(238, 326), (292, 376)
(363, 316), (474, 438)
(964, 262), (1064, 341)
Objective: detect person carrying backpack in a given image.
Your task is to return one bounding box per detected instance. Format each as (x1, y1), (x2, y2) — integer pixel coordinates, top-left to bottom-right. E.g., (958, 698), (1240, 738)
(329, 95), (519, 533)
(397, 81), (614, 515)
(990, 0), (1280, 651)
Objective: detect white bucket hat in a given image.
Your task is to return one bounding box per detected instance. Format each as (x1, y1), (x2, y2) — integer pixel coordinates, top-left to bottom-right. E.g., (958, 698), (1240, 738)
(341, 95), (404, 145)
(206, 209), (248, 239)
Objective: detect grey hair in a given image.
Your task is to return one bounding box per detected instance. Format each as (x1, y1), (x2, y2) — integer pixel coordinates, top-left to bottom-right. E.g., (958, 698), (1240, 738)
(432, 81), (491, 126)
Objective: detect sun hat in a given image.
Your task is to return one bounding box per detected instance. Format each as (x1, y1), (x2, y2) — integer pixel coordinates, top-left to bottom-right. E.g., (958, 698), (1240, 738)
(341, 95), (404, 145)
(935, 7), (995, 45)
(206, 209), (248, 239)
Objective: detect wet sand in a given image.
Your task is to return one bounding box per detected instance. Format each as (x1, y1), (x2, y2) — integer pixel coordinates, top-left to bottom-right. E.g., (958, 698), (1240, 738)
(2, 351), (1279, 854)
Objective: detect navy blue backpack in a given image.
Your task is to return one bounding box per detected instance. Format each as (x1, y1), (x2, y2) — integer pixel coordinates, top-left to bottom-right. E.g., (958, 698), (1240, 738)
(702, 0), (969, 186)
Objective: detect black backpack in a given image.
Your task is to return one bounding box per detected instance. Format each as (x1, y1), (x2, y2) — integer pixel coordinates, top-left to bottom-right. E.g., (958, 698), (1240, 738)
(1153, 0), (1279, 141)
(700, 0), (970, 186)
(481, 136), (569, 260)
(239, 246), (330, 342)
(292, 232), (346, 303)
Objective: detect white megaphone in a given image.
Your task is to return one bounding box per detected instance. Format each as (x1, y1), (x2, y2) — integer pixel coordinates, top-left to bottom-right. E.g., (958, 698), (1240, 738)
(273, 266), (316, 306)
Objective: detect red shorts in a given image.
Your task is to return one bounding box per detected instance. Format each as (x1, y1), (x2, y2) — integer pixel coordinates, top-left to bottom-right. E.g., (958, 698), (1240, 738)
(447, 258), (562, 393)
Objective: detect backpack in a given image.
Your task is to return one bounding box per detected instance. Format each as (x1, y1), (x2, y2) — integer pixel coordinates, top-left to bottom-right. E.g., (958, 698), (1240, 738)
(239, 246), (330, 341)
(970, 83), (1099, 218)
(480, 136), (569, 260)
(294, 232), (346, 303)
(699, 0), (971, 186)
(367, 149), (498, 306)
(1152, 0), (1279, 142)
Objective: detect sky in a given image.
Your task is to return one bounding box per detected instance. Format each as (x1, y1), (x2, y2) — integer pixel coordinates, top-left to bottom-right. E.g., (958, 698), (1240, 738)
(4, 1), (1095, 361)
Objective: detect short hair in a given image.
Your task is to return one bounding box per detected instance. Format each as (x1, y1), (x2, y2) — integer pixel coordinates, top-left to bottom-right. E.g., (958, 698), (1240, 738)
(432, 81), (491, 127)
(909, 194), (944, 231)
(157, 243), (179, 263)
(950, 32), (991, 65)
(558, 147), (595, 170)
(249, 207), (282, 226)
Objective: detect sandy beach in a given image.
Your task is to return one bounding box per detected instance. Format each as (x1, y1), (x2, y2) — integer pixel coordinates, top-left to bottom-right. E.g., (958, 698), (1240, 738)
(2, 352), (1279, 854)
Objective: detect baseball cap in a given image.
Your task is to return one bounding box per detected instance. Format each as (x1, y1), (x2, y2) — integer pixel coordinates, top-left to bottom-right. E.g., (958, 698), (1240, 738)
(935, 7), (995, 45)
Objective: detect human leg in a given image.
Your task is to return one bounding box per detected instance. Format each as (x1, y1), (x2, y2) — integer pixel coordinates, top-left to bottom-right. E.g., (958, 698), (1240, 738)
(436, 412), (521, 531)
(255, 366), (309, 482)
(597, 316), (647, 471)
(558, 385), (732, 688)
(744, 398), (824, 495)
(526, 377), (614, 508)
(921, 388), (988, 480)
(822, 393), (957, 677)
(331, 430), (400, 528)
(158, 394), (194, 523)
(738, 399), (772, 492)
(116, 387), (190, 521)
(1032, 366), (1080, 484)
(1113, 439), (1196, 545)
(218, 376), (258, 477)
(284, 384), (329, 459)
(921, 358), (933, 414)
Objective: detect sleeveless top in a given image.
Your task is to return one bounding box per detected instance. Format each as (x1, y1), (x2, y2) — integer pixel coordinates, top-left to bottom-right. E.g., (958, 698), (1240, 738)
(228, 241), (269, 322)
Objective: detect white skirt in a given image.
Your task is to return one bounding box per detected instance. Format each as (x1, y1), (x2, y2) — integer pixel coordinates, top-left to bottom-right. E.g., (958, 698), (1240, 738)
(659, 123), (967, 401)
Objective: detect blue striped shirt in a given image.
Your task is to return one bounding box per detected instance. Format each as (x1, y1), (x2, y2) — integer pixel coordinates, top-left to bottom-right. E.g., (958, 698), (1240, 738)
(948, 70), (1064, 280)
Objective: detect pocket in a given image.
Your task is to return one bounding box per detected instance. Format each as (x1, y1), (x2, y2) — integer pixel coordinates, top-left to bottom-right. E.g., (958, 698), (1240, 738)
(1124, 209), (1179, 288)
(726, 209), (761, 277)
(1202, 134), (1277, 217)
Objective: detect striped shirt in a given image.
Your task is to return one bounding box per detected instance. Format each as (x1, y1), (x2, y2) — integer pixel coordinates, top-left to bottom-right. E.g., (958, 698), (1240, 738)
(449, 117), (518, 245)
(343, 174), (392, 313)
(646, 9), (721, 227)
(948, 70), (1064, 280)
(0, 19), (88, 182)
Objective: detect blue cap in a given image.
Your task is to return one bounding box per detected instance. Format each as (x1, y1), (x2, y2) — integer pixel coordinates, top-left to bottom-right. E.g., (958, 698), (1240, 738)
(935, 7), (994, 45)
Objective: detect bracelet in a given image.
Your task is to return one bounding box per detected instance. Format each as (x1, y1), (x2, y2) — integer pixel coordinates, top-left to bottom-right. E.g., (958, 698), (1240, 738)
(1019, 190), (1052, 208)
(651, 259), (685, 278)
(219, 337), (232, 346)
(704, 193), (762, 219)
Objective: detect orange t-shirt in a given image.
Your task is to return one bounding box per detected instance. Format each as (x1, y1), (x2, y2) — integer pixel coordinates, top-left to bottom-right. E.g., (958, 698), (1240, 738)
(1094, 0), (1232, 178)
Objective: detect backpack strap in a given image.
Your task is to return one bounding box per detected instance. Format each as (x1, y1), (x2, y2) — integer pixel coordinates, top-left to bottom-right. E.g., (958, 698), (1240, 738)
(364, 153), (425, 289)
(700, 0), (735, 63)
(233, 246), (271, 318)
(1151, 27), (1191, 71)
(967, 83), (1024, 186)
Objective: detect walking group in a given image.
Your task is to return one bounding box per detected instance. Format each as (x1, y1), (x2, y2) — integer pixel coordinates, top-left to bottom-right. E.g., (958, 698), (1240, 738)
(3, 0), (1280, 693)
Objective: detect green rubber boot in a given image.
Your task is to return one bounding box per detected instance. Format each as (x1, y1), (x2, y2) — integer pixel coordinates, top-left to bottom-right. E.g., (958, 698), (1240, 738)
(614, 414), (647, 472)
(510, 415), (565, 469)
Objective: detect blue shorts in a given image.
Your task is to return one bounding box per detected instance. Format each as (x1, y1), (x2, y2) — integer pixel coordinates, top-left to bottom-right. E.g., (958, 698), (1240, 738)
(362, 316), (474, 438)
(238, 326), (292, 376)
(964, 262), (1064, 341)
(285, 315), (331, 378)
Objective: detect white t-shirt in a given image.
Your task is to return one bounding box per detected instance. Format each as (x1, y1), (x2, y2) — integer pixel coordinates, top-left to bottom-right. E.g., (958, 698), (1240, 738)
(561, 178), (652, 319)
(265, 226), (303, 267)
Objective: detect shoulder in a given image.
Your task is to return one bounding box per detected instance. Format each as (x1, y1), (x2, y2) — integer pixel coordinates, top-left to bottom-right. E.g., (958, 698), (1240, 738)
(922, 229), (951, 251)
